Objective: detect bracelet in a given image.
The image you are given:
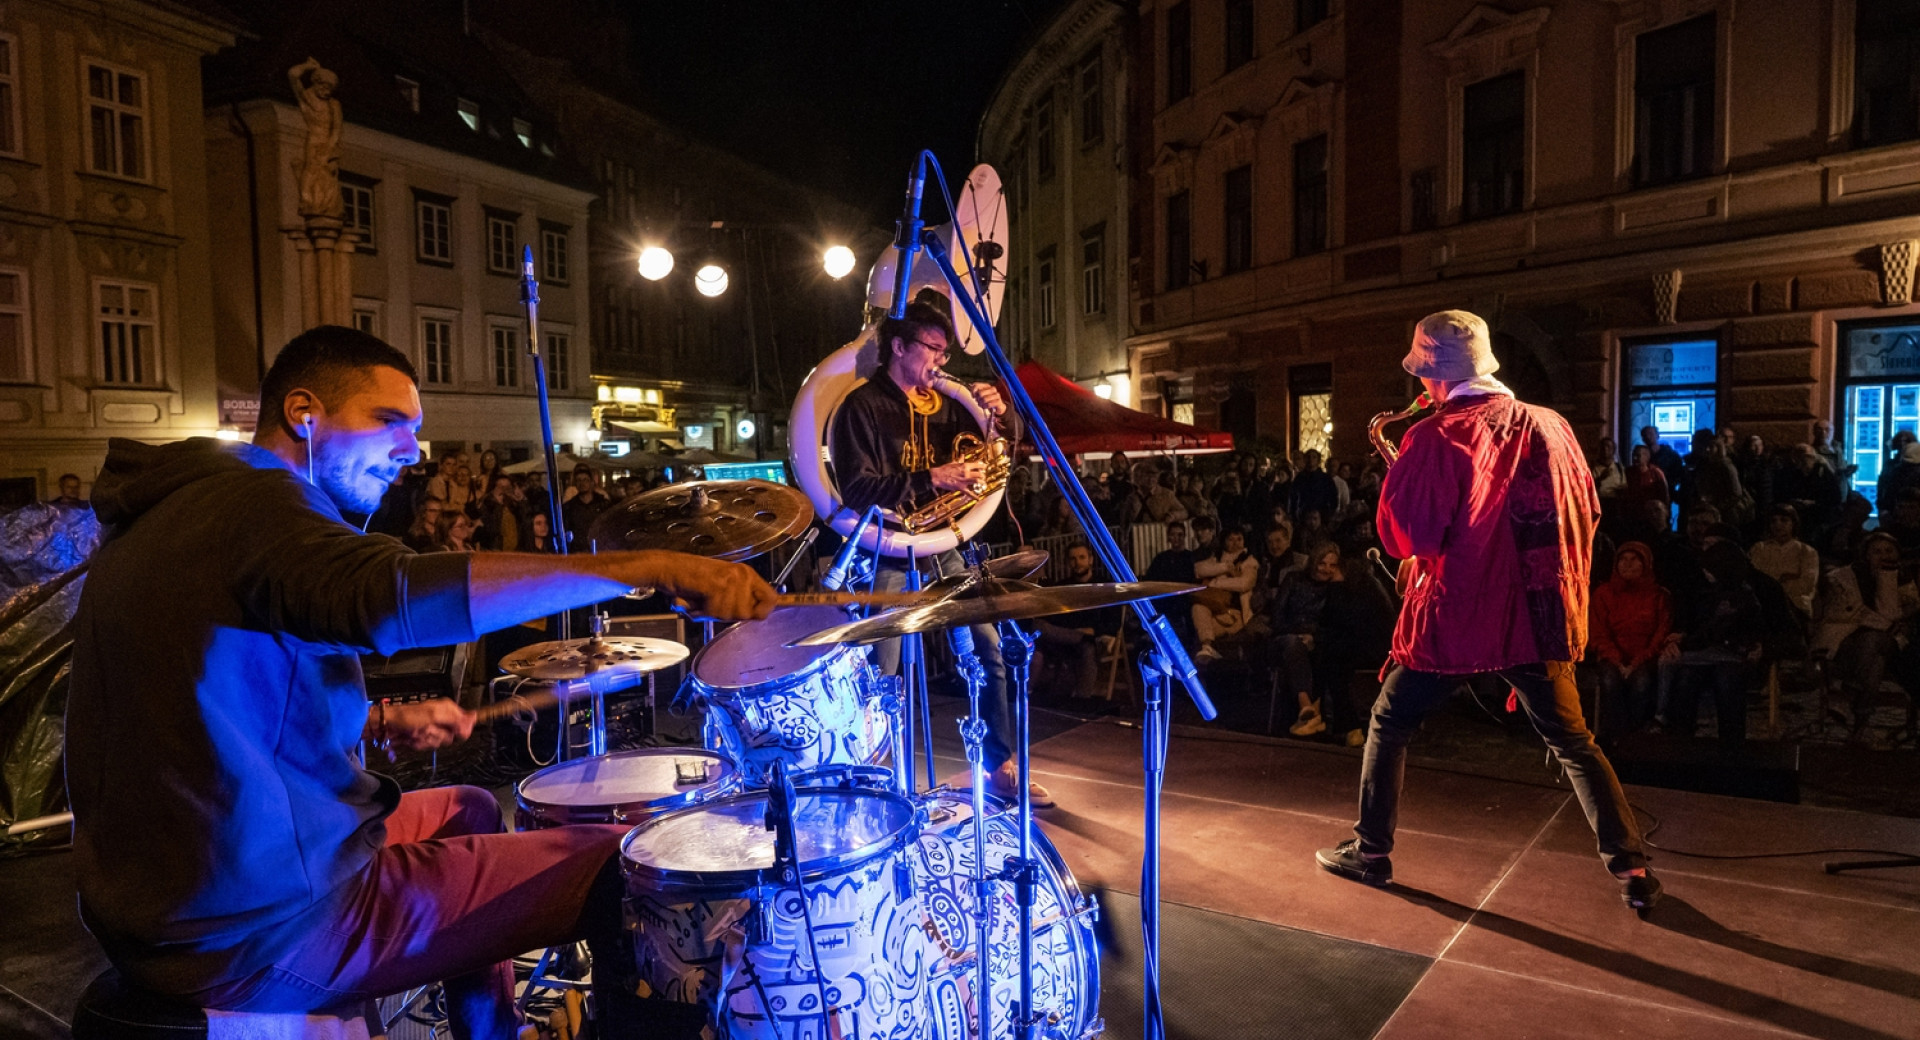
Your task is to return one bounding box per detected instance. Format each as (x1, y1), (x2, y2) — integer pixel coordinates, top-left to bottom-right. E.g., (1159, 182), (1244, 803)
(375, 700), (391, 752)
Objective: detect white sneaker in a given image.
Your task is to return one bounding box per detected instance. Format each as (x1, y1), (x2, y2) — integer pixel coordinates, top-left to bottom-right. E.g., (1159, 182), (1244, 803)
(1196, 643), (1221, 661)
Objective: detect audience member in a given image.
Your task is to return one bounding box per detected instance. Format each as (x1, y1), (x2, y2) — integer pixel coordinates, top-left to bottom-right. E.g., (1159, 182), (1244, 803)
(1663, 541), (1763, 745)
(1192, 527), (1259, 661)
(1032, 543), (1120, 698)
(476, 475), (529, 552)
(1291, 450), (1339, 521)
(1775, 442), (1842, 535)
(1639, 425), (1685, 496)
(49, 473), (87, 508)
(1587, 542), (1671, 745)
(561, 464), (612, 550)
(1813, 531), (1920, 744)
(432, 509), (478, 552)
(403, 497), (447, 553)
(1591, 438), (1626, 499)
(1817, 492), (1873, 565)
(1271, 543), (1341, 737)
(1749, 504), (1819, 617)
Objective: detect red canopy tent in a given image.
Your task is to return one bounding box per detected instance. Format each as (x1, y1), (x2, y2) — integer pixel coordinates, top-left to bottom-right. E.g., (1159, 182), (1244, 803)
(1012, 360), (1235, 457)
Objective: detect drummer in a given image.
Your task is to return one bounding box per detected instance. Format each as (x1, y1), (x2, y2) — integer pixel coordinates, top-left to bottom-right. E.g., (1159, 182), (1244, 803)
(829, 292), (1053, 808)
(66, 325), (776, 1039)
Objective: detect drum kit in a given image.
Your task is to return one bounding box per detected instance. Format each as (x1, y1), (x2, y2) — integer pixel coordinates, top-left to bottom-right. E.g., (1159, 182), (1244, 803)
(497, 155), (1215, 1040)
(491, 474), (1192, 1039)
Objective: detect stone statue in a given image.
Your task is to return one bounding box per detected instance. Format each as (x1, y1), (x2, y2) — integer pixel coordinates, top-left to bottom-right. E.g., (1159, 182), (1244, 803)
(288, 57), (343, 221)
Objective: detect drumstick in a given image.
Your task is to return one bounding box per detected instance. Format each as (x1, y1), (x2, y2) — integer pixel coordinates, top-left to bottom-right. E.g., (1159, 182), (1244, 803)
(776, 590), (927, 609)
(471, 689), (563, 724)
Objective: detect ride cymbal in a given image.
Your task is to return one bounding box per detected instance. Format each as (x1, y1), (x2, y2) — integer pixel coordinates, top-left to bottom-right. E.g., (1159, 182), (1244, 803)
(788, 581), (1200, 647)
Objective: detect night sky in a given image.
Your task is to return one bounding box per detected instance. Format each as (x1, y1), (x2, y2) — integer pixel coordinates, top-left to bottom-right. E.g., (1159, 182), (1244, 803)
(620, 0), (1066, 222)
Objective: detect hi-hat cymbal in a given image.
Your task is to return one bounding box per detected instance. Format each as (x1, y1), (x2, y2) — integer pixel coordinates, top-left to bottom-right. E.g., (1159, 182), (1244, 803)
(586, 480), (812, 561)
(500, 635), (690, 682)
(788, 581), (1200, 647)
(921, 550), (1049, 598)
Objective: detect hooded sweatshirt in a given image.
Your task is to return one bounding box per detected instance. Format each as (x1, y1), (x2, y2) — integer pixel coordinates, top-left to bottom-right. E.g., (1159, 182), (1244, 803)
(67, 438), (475, 983)
(1587, 542), (1671, 670)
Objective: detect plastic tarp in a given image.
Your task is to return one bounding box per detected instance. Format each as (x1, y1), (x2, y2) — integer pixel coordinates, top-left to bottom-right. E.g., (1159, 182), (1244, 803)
(1013, 360), (1235, 457)
(0, 503), (100, 853)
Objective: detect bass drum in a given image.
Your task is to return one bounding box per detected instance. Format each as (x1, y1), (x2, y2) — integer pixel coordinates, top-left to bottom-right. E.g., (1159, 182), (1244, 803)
(685, 606), (892, 787)
(914, 790), (1102, 1040)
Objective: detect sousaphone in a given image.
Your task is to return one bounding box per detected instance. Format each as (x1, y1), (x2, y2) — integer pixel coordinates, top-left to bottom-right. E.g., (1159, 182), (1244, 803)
(789, 164), (1010, 559)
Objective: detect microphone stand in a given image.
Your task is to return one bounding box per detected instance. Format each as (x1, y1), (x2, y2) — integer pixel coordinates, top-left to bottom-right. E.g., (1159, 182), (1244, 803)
(917, 226), (1213, 1040)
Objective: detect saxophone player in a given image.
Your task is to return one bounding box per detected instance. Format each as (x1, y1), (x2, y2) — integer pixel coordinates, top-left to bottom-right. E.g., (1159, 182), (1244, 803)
(829, 294), (1054, 807)
(1315, 310), (1658, 911)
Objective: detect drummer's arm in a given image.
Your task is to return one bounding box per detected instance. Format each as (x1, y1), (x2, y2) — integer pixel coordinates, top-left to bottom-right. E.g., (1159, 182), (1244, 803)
(465, 550), (776, 634)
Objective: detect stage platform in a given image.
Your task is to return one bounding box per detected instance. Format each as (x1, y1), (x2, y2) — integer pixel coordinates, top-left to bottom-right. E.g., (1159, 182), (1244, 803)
(3, 719), (1917, 1039)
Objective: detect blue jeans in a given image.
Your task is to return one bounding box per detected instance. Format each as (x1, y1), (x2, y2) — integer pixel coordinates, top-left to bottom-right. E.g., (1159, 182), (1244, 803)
(872, 552), (1014, 768)
(1355, 661), (1648, 875)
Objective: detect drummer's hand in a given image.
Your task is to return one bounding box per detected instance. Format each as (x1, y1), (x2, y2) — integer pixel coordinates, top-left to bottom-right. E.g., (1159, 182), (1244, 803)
(654, 554), (778, 621)
(972, 383), (1006, 416)
(378, 698), (474, 752)
(932, 460), (986, 492)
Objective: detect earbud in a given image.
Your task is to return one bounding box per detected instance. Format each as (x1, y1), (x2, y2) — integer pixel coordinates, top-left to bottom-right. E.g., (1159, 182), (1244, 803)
(298, 414), (314, 439)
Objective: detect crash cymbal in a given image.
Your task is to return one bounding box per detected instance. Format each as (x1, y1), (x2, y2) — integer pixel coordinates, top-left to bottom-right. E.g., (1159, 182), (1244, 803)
(586, 479), (812, 561)
(918, 550), (1049, 599)
(788, 581), (1200, 647)
(500, 635), (690, 682)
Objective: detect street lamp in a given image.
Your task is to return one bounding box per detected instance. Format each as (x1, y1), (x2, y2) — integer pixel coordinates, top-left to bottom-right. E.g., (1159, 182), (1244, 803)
(694, 263), (729, 297)
(638, 246), (675, 281)
(823, 245), (855, 279)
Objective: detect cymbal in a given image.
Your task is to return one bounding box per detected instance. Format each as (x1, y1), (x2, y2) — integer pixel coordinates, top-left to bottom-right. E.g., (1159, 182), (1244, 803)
(500, 635), (690, 682)
(921, 550), (1049, 598)
(586, 480), (812, 561)
(788, 581), (1200, 647)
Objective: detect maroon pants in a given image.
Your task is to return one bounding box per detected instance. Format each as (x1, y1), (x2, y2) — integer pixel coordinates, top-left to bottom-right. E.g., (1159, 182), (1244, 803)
(180, 787), (630, 1039)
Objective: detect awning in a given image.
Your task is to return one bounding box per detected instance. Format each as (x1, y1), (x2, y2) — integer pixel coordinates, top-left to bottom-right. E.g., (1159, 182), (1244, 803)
(608, 419), (678, 435)
(1013, 360), (1235, 456)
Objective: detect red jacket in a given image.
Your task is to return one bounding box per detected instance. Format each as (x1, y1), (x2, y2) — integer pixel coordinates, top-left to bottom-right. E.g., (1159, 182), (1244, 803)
(1378, 393), (1597, 673)
(1587, 542), (1672, 670)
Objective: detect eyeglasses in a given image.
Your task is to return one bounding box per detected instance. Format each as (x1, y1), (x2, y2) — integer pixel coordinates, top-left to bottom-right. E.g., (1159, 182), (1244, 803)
(906, 338), (951, 363)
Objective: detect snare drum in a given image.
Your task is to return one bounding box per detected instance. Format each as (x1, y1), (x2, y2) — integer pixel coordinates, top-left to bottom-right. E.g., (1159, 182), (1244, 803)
(514, 747), (734, 830)
(686, 606), (892, 786)
(914, 791), (1103, 1040)
(621, 788), (939, 1040)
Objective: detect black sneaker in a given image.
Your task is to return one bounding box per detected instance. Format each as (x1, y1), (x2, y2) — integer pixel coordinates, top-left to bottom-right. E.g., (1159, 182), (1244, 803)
(1315, 839), (1392, 886)
(1620, 871), (1663, 912)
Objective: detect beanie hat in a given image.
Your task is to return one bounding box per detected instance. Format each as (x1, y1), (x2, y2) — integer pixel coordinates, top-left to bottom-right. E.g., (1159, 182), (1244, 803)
(1403, 310), (1500, 381)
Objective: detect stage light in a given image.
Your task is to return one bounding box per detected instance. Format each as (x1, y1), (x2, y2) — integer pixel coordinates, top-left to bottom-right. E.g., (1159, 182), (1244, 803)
(695, 264), (729, 297)
(1094, 383), (1114, 400)
(638, 246), (675, 281)
(823, 245), (855, 279)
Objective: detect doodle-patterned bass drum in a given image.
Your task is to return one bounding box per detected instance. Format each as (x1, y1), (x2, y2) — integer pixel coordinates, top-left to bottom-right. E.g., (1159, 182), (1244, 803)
(621, 788), (938, 1040)
(686, 605), (892, 787)
(913, 791), (1102, 1040)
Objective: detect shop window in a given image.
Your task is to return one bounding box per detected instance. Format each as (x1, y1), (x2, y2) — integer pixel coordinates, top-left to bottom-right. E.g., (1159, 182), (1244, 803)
(1840, 320), (1920, 510)
(1291, 362), (1333, 459)
(1621, 338), (1717, 462)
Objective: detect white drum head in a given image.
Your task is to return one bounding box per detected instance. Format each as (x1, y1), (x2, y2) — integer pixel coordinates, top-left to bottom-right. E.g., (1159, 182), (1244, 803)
(623, 791), (914, 876)
(519, 748), (728, 810)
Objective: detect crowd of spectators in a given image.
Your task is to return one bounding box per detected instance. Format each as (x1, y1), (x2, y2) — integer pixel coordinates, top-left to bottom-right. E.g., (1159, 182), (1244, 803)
(1012, 420), (1914, 751)
(370, 449), (679, 555)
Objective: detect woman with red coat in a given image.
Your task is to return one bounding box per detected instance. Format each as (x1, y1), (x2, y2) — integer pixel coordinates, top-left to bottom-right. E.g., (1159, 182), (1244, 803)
(1588, 541), (1672, 744)
(1315, 310), (1658, 912)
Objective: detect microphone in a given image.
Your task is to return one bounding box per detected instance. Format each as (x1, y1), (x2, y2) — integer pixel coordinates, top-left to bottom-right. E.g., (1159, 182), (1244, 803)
(889, 153), (928, 319)
(1366, 548), (1399, 588)
(822, 505), (883, 591)
(765, 760), (799, 873)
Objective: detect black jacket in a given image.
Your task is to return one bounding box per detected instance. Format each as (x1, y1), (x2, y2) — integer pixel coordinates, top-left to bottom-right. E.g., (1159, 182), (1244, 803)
(829, 368), (972, 516)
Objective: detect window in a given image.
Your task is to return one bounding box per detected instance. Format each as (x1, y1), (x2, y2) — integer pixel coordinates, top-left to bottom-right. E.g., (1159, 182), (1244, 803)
(352, 307), (378, 336)
(1856, 0), (1920, 148)
(1035, 91), (1055, 181)
(1292, 136), (1328, 255)
(1007, 133), (1027, 212)
(1078, 50), (1103, 146)
(340, 174), (376, 248)
(85, 62), (147, 179)
(457, 97), (480, 132)
(1291, 363), (1333, 459)
(1620, 337), (1717, 476)
(546, 331), (571, 391)
(1165, 190), (1192, 289)
(1839, 320), (1920, 510)
(1634, 15), (1716, 186)
(396, 76), (420, 113)
(415, 193), (452, 264)
(486, 211), (518, 274)
(1409, 167), (1437, 231)
(1037, 251), (1056, 328)
(1462, 71), (1525, 220)
(512, 117), (532, 148)
(419, 315), (454, 385)
(96, 280), (157, 386)
(1081, 230), (1104, 315)
(491, 324), (521, 388)
(1225, 0), (1255, 72)
(0, 269), (28, 381)
(1224, 164), (1254, 273)
(0, 36), (20, 156)
(541, 225), (570, 284)
(1296, 0), (1330, 34)
(1166, 1), (1192, 105)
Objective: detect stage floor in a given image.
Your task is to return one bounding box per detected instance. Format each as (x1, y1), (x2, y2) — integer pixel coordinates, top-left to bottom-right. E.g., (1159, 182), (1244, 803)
(4, 720), (1917, 1039)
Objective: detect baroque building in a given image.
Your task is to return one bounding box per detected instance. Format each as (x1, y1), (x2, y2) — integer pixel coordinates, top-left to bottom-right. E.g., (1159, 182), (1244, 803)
(0, 0), (234, 506)
(1129, 0), (1920, 505)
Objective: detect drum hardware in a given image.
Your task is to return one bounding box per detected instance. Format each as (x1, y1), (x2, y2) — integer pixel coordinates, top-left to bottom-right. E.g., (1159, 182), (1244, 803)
(586, 479), (813, 561)
(951, 634), (996, 1039)
(500, 615), (689, 758)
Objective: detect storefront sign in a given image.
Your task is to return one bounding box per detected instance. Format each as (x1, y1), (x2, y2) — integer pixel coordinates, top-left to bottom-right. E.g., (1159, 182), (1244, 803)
(1847, 326), (1920, 378)
(1626, 340), (1716, 387)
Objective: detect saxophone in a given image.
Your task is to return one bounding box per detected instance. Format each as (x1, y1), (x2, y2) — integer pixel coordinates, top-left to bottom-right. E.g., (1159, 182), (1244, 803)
(901, 373), (1012, 534)
(1367, 391), (1434, 468)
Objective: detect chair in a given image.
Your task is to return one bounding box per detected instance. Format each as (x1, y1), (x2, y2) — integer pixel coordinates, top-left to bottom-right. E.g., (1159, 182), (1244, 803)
(72, 968), (373, 1040)
(1810, 649), (1919, 748)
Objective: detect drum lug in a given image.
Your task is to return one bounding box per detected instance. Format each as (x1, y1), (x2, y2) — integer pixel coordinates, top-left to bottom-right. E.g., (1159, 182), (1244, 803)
(894, 857), (917, 902)
(745, 884), (772, 947)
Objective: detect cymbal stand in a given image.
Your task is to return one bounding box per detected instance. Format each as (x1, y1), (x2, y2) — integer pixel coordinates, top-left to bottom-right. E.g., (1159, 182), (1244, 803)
(904, 549), (934, 794)
(1137, 648), (1173, 1040)
(518, 245), (569, 640)
(952, 643), (995, 1039)
(998, 620), (1040, 1040)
